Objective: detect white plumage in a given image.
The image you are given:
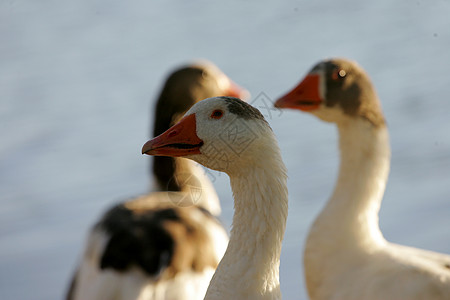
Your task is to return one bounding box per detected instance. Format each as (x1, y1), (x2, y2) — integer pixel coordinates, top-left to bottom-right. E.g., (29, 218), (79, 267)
(143, 96), (289, 300)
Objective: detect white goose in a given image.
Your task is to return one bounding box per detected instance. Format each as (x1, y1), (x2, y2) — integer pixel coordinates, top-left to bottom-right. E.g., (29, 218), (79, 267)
(142, 96), (289, 300)
(67, 61), (248, 300)
(275, 58), (450, 300)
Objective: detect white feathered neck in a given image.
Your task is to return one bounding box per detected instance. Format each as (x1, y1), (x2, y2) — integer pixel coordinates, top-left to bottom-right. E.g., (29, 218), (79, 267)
(204, 126), (288, 300)
(315, 119), (390, 247)
(304, 118), (391, 298)
(304, 111), (450, 300)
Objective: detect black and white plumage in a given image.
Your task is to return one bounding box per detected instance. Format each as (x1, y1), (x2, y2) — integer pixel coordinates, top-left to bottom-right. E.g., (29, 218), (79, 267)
(66, 61), (248, 300)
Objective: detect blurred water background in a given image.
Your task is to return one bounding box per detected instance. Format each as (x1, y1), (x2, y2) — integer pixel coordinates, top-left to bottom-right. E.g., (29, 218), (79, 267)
(1, 1), (450, 299)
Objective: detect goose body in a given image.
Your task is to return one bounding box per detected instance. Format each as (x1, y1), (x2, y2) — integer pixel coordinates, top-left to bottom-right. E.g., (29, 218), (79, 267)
(276, 58), (450, 300)
(67, 62), (248, 300)
(142, 96), (289, 300)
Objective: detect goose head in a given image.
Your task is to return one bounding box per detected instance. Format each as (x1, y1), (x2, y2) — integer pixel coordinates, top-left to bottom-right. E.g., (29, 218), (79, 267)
(152, 61), (249, 190)
(153, 61), (249, 137)
(144, 96), (274, 176)
(275, 58), (385, 127)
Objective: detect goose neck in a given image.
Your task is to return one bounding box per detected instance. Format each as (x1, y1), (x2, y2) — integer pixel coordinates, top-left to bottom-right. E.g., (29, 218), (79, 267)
(205, 158), (288, 299)
(320, 120), (390, 246)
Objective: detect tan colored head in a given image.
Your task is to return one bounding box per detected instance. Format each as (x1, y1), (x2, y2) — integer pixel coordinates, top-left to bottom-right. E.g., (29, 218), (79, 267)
(275, 58), (385, 127)
(153, 61), (249, 137)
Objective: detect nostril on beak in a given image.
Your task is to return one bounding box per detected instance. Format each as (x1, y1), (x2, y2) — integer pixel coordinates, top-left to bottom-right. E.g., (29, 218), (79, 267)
(168, 129), (178, 138)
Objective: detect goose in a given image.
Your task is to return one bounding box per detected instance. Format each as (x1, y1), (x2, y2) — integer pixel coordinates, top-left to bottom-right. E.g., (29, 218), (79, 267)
(142, 96), (289, 300)
(67, 61), (249, 300)
(275, 58), (450, 300)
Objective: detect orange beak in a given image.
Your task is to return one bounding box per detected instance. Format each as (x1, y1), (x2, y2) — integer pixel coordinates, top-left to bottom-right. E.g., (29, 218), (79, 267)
(274, 74), (321, 111)
(142, 113), (203, 157)
(225, 79), (250, 101)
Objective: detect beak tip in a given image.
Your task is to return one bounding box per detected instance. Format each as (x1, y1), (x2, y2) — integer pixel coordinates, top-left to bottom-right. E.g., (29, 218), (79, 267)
(273, 98), (283, 108)
(141, 141), (152, 155)
(226, 79), (250, 101)
(240, 90), (251, 102)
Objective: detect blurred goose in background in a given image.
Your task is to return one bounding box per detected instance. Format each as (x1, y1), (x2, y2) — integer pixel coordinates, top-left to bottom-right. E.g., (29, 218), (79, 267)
(275, 58), (450, 300)
(67, 61), (249, 300)
(142, 96), (289, 300)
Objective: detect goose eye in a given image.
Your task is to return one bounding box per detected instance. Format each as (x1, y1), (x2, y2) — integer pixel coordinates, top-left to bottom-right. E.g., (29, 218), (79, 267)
(210, 109), (224, 119)
(332, 69), (347, 80)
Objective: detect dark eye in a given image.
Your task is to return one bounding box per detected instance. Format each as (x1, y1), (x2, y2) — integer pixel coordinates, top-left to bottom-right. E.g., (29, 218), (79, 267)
(210, 109), (224, 119)
(332, 69), (347, 80)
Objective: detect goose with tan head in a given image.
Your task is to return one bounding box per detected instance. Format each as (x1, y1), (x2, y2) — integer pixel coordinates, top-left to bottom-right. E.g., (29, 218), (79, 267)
(275, 58), (450, 300)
